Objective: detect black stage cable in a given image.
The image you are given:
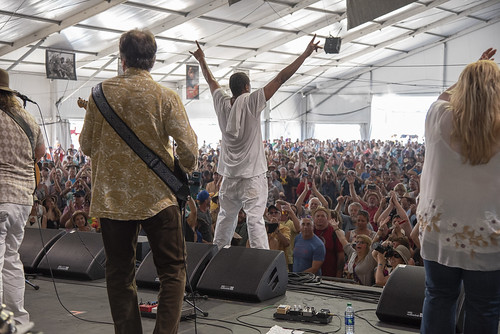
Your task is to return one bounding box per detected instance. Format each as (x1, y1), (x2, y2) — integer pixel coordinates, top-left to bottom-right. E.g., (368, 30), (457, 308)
(179, 195), (200, 334)
(355, 308), (397, 334)
(235, 305), (277, 328)
(192, 317), (262, 334)
(193, 320), (234, 333)
(34, 227), (113, 326)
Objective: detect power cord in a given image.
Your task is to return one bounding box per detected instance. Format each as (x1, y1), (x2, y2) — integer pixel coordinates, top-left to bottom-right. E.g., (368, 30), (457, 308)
(354, 308), (397, 334)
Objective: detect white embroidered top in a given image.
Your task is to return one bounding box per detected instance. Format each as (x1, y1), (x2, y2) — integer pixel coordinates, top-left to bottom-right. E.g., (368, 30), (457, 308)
(418, 100), (500, 271)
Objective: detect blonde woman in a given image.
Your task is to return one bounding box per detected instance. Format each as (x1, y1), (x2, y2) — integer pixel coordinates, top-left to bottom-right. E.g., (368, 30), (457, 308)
(418, 48), (500, 334)
(332, 219), (376, 286)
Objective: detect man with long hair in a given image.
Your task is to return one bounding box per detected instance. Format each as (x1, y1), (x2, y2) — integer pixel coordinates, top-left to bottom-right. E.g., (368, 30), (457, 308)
(0, 69), (45, 325)
(190, 36), (321, 250)
(80, 29), (198, 334)
(418, 48), (500, 333)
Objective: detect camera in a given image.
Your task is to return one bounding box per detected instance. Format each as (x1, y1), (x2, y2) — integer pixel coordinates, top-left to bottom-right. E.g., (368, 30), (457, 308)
(266, 222), (279, 234)
(367, 184), (376, 190)
(189, 172), (201, 198)
(373, 242), (394, 257)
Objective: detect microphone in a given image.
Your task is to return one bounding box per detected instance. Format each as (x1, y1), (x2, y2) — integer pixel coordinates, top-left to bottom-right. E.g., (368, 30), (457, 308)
(14, 91), (36, 104)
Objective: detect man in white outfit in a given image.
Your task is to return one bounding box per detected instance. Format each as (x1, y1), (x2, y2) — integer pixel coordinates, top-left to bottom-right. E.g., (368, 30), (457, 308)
(0, 68), (45, 325)
(190, 36), (321, 249)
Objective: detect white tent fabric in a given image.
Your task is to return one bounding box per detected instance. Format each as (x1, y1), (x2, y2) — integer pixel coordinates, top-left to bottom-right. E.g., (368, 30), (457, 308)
(1, 0), (499, 147)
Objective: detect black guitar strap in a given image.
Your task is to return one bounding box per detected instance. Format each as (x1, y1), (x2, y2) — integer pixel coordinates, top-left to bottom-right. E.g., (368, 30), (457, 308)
(91, 83), (190, 203)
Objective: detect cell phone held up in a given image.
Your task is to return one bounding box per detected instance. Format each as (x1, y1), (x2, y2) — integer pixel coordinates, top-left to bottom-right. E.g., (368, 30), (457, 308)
(266, 222), (279, 234)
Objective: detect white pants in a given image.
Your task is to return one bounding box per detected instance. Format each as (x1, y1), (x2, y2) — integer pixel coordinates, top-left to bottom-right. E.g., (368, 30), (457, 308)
(0, 203), (30, 325)
(213, 173), (269, 250)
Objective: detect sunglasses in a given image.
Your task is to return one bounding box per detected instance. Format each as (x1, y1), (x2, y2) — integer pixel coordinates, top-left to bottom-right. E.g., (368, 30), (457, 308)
(392, 253), (402, 259)
(269, 211), (280, 215)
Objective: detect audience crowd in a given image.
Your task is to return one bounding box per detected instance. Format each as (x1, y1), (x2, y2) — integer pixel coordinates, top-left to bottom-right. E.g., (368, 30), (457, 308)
(32, 136), (424, 287)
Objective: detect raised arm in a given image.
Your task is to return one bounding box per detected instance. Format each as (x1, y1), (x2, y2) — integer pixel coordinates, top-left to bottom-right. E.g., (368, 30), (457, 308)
(331, 218), (348, 248)
(190, 41), (221, 95)
(263, 35), (321, 101)
(438, 48), (496, 101)
(295, 178), (309, 217)
(310, 177), (328, 208)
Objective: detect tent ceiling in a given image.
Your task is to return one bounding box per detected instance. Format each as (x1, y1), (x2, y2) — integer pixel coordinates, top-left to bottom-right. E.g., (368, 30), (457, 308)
(0, 0), (499, 94)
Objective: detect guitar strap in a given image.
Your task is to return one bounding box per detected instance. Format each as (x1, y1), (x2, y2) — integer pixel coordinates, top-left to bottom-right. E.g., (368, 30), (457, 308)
(91, 83), (190, 204)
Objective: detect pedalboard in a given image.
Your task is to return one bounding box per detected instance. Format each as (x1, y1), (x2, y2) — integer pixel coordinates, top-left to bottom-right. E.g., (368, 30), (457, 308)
(139, 301), (158, 318)
(273, 304), (333, 324)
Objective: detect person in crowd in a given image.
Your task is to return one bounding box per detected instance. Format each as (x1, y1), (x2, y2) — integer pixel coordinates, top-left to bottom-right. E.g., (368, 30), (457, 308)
(313, 206), (344, 278)
(80, 29), (198, 334)
(266, 172), (280, 207)
(347, 173), (381, 230)
(26, 197), (47, 229)
(42, 195), (61, 229)
(60, 190), (89, 228)
(200, 170), (212, 189)
(196, 190), (213, 243)
(320, 166), (339, 208)
(205, 171), (221, 194)
(332, 220), (377, 286)
(0, 68), (45, 325)
(335, 198), (362, 233)
(265, 204), (291, 254)
(295, 181), (328, 218)
(279, 167), (296, 203)
(271, 170), (284, 194)
(69, 210), (95, 232)
(340, 169), (361, 196)
(373, 243), (412, 287)
(234, 209), (249, 247)
(418, 48), (500, 334)
(184, 196), (200, 243)
(293, 217), (326, 275)
(190, 35), (321, 250)
(275, 200), (300, 271)
(377, 191), (413, 237)
(346, 209), (376, 242)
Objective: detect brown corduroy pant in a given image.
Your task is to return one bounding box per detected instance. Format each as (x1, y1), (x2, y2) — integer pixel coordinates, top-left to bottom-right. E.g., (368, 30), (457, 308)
(101, 206), (186, 334)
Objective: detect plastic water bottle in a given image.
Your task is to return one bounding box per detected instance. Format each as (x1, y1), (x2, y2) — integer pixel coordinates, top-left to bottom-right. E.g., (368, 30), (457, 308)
(345, 302), (354, 334)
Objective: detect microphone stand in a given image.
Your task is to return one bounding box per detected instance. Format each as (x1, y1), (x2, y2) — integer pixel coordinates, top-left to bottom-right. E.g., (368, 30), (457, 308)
(184, 291), (208, 317)
(25, 275), (40, 290)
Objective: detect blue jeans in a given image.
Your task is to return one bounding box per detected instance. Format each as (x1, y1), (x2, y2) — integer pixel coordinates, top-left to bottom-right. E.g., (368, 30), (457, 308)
(422, 260), (500, 334)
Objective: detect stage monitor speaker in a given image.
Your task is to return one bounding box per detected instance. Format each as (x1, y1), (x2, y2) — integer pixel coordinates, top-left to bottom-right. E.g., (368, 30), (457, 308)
(20, 229), (66, 273)
(196, 247), (287, 302)
(37, 231), (106, 280)
(136, 242), (218, 290)
(376, 265), (464, 330)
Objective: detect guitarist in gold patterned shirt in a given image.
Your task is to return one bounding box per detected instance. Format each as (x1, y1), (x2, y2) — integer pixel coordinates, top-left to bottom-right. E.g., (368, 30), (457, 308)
(80, 29), (198, 334)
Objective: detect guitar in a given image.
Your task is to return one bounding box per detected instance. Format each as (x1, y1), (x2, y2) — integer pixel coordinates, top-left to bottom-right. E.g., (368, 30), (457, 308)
(77, 97), (88, 110)
(77, 97), (189, 203)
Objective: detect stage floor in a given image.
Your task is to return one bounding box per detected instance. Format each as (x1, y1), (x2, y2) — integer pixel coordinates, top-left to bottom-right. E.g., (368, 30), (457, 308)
(23, 275), (421, 334)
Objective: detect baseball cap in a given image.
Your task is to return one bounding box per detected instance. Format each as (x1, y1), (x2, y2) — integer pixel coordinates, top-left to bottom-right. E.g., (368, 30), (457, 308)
(196, 190), (210, 202)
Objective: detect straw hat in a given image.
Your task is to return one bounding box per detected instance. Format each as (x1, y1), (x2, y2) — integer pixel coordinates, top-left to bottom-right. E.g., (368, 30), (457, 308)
(0, 69), (14, 92)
